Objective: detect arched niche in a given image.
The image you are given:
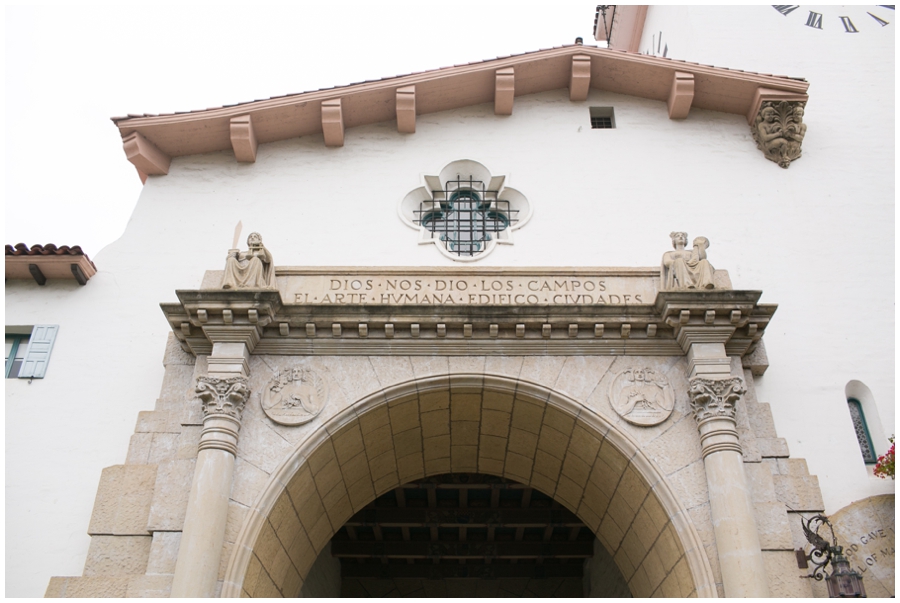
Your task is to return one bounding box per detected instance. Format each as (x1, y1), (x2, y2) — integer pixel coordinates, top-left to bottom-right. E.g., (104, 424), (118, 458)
(845, 380), (890, 458)
(222, 374), (716, 597)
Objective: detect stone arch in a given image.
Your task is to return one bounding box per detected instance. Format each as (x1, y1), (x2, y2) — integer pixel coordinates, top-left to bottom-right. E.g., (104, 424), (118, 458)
(222, 374), (716, 597)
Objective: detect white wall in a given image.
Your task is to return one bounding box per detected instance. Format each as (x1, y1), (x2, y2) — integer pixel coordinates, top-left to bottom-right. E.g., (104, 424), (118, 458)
(6, 41), (893, 594)
(638, 5), (895, 513)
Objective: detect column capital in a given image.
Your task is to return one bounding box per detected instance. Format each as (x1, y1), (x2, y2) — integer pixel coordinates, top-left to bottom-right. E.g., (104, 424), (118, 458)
(688, 376), (745, 458)
(195, 376), (249, 455)
(196, 375), (250, 420)
(688, 376), (746, 423)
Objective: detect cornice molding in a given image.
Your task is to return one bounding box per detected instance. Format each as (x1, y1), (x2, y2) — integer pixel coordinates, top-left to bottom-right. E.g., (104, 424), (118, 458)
(161, 281), (775, 360)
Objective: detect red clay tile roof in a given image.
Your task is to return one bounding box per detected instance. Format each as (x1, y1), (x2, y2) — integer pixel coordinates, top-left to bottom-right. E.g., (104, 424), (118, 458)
(6, 243), (95, 265)
(7, 243), (84, 256)
(6, 244), (99, 283)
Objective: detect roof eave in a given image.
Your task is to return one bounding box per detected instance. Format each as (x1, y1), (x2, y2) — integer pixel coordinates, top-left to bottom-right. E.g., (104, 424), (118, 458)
(112, 45), (809, 180)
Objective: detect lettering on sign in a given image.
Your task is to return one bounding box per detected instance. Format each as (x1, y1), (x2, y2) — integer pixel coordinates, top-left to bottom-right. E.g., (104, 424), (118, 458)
(842, 525), (896, 576)
(281, 272), (659, 306)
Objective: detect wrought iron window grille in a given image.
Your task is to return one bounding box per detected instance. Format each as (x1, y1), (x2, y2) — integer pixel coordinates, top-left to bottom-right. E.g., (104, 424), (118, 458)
(414, 175), (519, 257)
(847, 398), (877, 464)
(591, 116), (613, 129)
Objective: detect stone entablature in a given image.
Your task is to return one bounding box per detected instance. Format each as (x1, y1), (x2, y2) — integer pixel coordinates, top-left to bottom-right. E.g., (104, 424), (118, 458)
(161, 268), (771, 368)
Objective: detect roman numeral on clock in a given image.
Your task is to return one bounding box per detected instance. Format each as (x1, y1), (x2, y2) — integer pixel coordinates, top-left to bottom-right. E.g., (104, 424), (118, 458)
(773, 5), (800, 16)
(805, 11), (824, 28)
(840, 16), (859, 32)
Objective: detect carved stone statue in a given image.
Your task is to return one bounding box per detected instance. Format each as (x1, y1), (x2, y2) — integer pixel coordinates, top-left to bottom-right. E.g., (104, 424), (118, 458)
(661, 231), (716, 291)
(787, 104), (806, 157)
(751, 100), (806, 168)
(222, 232), (277, 290)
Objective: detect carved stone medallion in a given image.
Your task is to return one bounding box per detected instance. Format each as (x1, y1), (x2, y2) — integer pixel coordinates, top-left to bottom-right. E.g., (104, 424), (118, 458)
(608, 367), (675, 426)
(261, 367), (328, 426)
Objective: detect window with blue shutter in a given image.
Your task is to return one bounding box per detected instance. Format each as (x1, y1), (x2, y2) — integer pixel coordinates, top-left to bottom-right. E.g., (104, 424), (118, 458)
(5, 325), (58, 379)
(5, 334), (29, 378)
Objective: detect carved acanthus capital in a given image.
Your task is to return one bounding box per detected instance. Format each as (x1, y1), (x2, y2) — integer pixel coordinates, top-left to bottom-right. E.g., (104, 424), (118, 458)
(688, 377), (746, 423)
(751, 100), (806, 169)
(195, 376), (250, 420)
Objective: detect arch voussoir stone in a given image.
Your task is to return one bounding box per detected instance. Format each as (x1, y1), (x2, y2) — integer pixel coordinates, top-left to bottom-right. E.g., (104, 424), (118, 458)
(222, 373), (717, 598)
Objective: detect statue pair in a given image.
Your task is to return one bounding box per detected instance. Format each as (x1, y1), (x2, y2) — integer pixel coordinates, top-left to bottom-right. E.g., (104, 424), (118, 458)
(219, 230), (716, 293)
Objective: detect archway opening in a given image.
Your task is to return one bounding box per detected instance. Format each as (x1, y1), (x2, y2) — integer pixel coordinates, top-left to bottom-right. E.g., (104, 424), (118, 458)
(317, 472), (630, 597)
(225, 375), (714, 598)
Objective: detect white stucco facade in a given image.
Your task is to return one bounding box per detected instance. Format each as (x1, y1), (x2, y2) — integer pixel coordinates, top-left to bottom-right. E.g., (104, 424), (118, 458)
(6, 6), (893, 598)
(636, 4), (895, 512)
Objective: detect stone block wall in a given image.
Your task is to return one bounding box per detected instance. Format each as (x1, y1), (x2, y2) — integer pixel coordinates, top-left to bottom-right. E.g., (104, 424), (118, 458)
(46, 335), (197, 598)
(46, 344), (833, 598)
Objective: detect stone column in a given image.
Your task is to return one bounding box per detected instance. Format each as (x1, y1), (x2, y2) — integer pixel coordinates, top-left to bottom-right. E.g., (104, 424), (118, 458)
(171, 343), (250, 598)
(688, 343), (769, 598)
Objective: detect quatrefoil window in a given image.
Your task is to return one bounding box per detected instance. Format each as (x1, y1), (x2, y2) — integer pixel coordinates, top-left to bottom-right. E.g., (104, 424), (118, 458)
(398, 160), (532, 261)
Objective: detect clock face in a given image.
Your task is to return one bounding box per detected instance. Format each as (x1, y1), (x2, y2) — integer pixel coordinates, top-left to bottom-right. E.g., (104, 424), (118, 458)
(772, 5), (894, 33)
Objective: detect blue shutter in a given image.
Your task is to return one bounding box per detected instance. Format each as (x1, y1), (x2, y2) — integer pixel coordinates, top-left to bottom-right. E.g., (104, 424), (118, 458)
(18, 325), (59, 379)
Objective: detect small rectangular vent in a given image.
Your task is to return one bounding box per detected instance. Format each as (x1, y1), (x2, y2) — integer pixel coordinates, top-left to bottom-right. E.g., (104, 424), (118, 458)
(589, 106), (616, 129)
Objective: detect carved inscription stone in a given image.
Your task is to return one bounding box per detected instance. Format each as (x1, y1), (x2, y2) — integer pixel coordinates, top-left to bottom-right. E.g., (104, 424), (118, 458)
(200, 267), (733, 306)
(261, 367), (328, 426)
(281, 268), (661, 306)
(830, 494), (895, 597)
(608, 367), (675, 426)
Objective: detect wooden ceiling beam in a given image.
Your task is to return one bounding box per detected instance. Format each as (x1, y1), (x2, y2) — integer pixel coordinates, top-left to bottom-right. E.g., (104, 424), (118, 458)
(332, 540), (593, 558)
(341, 562), (583, 579)
(344, 507), (581, 527)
